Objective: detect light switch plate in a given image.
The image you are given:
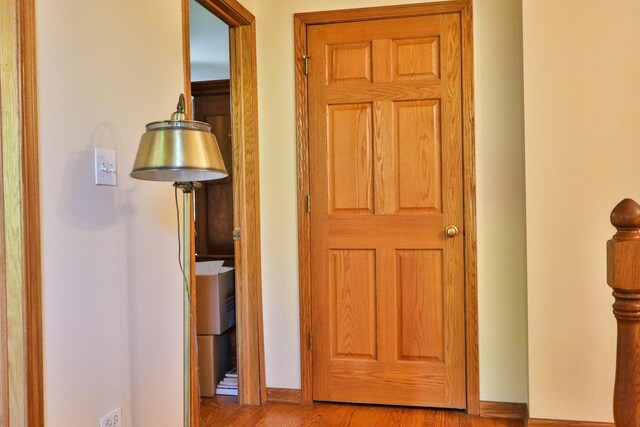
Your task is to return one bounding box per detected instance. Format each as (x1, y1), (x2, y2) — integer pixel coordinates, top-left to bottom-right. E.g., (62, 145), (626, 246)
(94, 147), (117, 186)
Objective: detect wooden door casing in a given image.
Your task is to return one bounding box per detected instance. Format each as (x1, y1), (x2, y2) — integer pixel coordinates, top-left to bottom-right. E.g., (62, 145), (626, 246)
(295, 0), (478, 412)
(1, 0), (43, 424)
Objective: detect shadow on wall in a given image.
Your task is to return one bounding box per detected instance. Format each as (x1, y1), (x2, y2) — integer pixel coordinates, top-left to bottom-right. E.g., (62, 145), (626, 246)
(56, 124), (121, 229)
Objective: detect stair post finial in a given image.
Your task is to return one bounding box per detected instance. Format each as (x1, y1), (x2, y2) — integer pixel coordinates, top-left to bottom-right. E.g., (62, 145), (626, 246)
(611, 198), (640, 240)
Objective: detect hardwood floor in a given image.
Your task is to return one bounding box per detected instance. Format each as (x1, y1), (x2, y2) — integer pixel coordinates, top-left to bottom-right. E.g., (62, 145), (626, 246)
(200, 396), (525, 426)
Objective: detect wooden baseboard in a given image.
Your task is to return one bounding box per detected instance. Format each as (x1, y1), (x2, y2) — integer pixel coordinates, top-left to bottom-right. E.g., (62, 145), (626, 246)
(528, 419), (614, 427)
(479, 401), (527, 419)
(266, 387), (302, 404)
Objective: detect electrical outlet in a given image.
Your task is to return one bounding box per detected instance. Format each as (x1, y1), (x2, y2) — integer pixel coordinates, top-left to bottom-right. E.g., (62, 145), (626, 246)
(99, 407), (121, 427)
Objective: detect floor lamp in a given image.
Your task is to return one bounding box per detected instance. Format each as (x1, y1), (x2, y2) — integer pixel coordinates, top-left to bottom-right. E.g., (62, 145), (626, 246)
(130, 94), (228, 426)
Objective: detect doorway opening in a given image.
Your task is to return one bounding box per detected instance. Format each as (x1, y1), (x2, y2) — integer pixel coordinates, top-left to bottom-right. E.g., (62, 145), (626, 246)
(181, 0), (265, 414)
(189, 0), (237, 405)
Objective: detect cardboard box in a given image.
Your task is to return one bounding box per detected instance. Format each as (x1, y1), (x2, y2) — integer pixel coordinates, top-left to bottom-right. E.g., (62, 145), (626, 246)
(196, 261), (236, 335)
(197, 334), (229, 397)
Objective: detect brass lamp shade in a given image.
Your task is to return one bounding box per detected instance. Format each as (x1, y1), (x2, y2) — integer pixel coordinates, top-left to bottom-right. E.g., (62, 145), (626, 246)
(130, 94), (228, 182)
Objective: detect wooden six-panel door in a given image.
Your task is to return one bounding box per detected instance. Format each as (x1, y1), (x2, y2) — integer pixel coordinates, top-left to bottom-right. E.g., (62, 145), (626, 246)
(308, 12), (466, 408)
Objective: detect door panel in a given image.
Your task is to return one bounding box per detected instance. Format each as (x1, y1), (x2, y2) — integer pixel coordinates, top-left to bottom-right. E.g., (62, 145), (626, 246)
(328, 103), (374, 214)
(394, 99), (442, 213)
(392, 37), (440, 80)
(396, 249), (444, 362)
(308, 12), (465, 409)
(327, 42), (372, 84)
(330, 249), (377, 360)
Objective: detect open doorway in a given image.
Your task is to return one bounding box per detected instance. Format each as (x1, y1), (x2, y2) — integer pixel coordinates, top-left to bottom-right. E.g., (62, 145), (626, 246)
(189, 0), (237, 404)
(181, 0), (265, 418)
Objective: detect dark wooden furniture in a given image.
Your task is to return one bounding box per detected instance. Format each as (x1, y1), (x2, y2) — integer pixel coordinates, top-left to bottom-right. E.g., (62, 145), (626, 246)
(607, 198), (640, 427)
(192, 80), (234, 265)
(192, 78), (238, 383)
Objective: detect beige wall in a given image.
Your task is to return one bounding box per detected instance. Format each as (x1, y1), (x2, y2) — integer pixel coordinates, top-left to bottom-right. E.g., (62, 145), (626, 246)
(523, 0), (640, 422)
(253, 0), (529, 404)
(37, 1), (186, 425)
(474, 0), (528, 403)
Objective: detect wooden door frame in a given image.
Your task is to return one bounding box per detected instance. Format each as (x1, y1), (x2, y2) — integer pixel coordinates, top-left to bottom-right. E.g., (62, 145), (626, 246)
(294, 0), (479, 414)
(1, 0), (43, 425)
(181, 0), (266, 407)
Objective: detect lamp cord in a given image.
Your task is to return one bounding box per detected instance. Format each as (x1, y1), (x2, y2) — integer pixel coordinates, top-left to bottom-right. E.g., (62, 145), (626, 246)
(175, 186), (183, 275)
(174, 186), (201, 403)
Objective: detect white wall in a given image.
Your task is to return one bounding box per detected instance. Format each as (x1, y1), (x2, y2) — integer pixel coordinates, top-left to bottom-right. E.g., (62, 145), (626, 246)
(523, 1), (640, 422)
(37, 1), (185, 425)
(252, 0), (529, 404)
(189, 0), (230, 81)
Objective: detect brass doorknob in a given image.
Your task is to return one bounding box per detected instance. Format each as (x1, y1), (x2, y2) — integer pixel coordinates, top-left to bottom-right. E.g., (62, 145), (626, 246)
(445, 225), (459, 238)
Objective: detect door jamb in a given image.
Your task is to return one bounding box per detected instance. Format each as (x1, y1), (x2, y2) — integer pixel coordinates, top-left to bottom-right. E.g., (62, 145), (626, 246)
(181, 0), (266, 408)
(1, 0), (43, 424)
(294, 0), (479, 414)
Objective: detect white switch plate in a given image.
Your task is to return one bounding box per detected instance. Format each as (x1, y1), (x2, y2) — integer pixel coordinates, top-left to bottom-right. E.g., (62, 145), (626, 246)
(94, 147), (117, 186)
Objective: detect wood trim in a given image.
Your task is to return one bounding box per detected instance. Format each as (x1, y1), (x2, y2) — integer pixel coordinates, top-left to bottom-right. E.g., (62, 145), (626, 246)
(294, 0), (471, 26)
(189, 195), (199, 426)
(196, 0), (253, 26)
(184, 0), (265, 409)
(21, 0), (44, 422)
(528, 419), (614, 427)
(229, 20), (266, 406)
(479, 401), (527, 419)
(180, 3), (199, 425)
(294, 11), (313, 406)
(294, 0), (478, 411)
(459, 0), (479, 415)
(266, 388), (302, 404)
(182, 0), (193, 118)
(1, 0), (43, 424)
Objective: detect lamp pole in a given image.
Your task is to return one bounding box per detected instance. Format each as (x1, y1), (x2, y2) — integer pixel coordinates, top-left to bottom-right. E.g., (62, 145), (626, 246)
(175, 182), (199, 427)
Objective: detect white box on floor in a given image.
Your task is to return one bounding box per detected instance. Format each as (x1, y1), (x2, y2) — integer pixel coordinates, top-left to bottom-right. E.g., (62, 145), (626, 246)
(196, 261), (235, 335)
(197, 334), (229, 397)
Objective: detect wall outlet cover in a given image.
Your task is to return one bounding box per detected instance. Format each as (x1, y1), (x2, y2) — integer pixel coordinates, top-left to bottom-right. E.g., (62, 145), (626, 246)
(99, 407), (121, 427)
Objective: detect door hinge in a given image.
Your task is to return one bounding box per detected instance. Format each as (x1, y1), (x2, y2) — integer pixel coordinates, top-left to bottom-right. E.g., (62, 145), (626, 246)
(308, 332), (312, 352)
(306, 194), (311, 213)
(303, 54), (311, 75)
(232, 228), (241, 241)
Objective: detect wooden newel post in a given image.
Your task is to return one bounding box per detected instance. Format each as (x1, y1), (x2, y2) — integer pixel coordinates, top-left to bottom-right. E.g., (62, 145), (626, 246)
(607, 198), (640, 426)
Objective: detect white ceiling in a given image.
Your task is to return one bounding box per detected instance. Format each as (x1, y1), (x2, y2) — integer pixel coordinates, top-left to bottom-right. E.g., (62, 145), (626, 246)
(189, 0), (230, 81)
